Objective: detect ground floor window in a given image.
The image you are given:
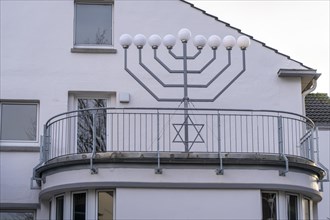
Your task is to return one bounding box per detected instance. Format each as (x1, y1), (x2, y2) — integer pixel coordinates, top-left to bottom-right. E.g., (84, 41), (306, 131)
(73, 192), (87, 220)
(287, 194), (298, 220)
(302, 198), (311, 220)
(262, 192), (277, 220)
(98, 191), (114, 220)
(0, 211), (34, 220)
(56, 195), (64, 220)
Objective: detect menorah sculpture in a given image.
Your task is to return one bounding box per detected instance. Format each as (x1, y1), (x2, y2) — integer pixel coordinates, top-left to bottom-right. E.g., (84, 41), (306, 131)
(119, 28), (250, 153)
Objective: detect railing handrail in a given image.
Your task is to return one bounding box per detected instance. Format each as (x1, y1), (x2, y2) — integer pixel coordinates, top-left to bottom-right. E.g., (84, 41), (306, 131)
(46, 107), (315, 128)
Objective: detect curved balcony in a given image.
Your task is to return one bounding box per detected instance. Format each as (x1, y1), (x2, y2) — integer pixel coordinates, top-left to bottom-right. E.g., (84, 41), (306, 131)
(33, 107), (326, 178)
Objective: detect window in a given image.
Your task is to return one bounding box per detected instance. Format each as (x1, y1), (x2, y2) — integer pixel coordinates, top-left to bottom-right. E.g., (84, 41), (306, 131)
(74, 0), (113, 46)
(302, 198), (311, 220)
(56, 195), (64, 220)
(77, 99), (107, 153)
(0, 102), (38, 142)
(262, 192), (277, 220)
(286, 194), (298, 220)
(97, 191), (114, 220)
(0, 211), (34, 220)
(73, 192), (86, 220)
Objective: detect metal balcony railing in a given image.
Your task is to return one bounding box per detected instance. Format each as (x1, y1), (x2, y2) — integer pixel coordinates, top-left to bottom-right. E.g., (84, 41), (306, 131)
(40, 108), (318, 166)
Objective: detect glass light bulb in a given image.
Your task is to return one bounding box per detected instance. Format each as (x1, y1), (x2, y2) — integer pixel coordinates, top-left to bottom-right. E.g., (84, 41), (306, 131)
(133, 34), (147, 48)
(119, 34), (133, 48)
(193, 35), (207, 49)
(237, 36), (251, 50)
(148, 34), (162, 48)
(178, 28), (191, 42)
(163, 34), (176, 49)
(223, 35), (236, 50)
(207, 35), (221, 49)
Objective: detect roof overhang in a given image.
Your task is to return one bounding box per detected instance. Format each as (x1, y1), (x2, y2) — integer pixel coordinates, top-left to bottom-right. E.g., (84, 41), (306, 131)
(277, 69), (321, 92)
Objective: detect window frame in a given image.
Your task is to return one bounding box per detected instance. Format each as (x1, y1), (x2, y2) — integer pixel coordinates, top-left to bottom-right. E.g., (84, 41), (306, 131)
(96, 190), (115, 220)
(286, 193), (299, 220)
(55, 194), (65, 220)
(261, 191), (278, 220)
(302, 197), (312, 220)
(73, 0), (114, 49)
(68, 92), (113, 153)
(0, 101), (39, 147)
(71, 191), (87, 220)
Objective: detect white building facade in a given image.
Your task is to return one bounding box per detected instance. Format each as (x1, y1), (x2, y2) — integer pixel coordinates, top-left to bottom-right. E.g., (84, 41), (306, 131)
(0, 0), (328, 219)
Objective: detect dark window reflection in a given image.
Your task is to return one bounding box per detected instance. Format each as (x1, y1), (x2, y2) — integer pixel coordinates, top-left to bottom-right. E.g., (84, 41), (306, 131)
(75, 4), (112, 45)
(73, 193), (86, 220)
(0, 212), (34, 220)
(262, 192), (277, 220)
(77, 99), (106, 153)
(0, 104), (37, 141)
(287, 194), (298, 220)
(56, 196), (64, 220)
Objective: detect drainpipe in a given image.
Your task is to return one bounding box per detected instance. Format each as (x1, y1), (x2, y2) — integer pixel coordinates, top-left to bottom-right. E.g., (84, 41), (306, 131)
(302, 79), (317, 116)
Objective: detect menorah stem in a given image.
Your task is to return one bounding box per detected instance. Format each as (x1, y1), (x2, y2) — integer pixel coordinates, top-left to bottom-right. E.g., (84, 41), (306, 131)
(183, 41), (189, 152)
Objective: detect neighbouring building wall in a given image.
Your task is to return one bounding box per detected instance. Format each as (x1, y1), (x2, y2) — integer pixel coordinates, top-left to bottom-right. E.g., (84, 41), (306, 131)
(318, 128), (330, 220)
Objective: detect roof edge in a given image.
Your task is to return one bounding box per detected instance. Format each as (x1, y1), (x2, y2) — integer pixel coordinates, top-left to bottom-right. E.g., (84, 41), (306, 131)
(277, 69), (321, 79)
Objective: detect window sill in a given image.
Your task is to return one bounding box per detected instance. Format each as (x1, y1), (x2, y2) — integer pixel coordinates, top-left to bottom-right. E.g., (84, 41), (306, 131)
(0, 146), (40, 152)
(71, 47), (117, 54)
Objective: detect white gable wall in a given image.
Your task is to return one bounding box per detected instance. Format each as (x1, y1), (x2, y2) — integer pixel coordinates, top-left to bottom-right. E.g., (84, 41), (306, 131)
(0, 0), (316, 218)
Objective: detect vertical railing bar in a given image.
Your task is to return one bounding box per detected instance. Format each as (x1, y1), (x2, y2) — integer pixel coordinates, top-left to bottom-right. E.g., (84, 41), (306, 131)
(145, 114), (148, 151)
(278, 115), (288, 176)
(205, 115), (208, 152)
(294, 119), (298, 156)
(122, 110), (125, 151)
(134, 113), (136, 151)
(216, 111), (223, 175)
(151, 113), (154, 151)
(212, 114), (214, 152)
(267, 116), (270, 153)
(240, 115), (243, 152)
(273, 116), (276, 153)
(90, 113), (97, 174)
(128, 113), (131, 151)
(251, 114), (254, 152)
(139, 114), (142, 151)
(223, 115), (226, 152)
(155, 110), (162, 174)
(169, 114), (171, 152)
(163, 113), (165, 151)
(235, 115), (237, 152)
(229, 115), (232, 152)
(262, 116), (265, 153)
(257, 115), (260, 153)
(246, 115), (248, 153)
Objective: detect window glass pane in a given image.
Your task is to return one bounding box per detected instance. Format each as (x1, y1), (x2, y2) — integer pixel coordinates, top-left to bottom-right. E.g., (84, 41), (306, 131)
(302, 198), (311, 220)
(98, 191), (113, 220)
(56, 196), (64, 220)
(73, 193), (86, 220)
(0, 211), (34, 220)
(0, 104), (37, 141)
(287, 195), (298, 220)
(77, 99), (107, 153)
(49, 200), (52, 220)
(262, 192), (277, 220)
(75, 4), (112, 45)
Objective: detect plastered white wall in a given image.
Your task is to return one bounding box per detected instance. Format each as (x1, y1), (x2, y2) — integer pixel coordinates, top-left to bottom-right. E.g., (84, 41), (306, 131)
(0, 0), (315, 215)
(0, 152), (40, 203)
(115, 188), (261, 220)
